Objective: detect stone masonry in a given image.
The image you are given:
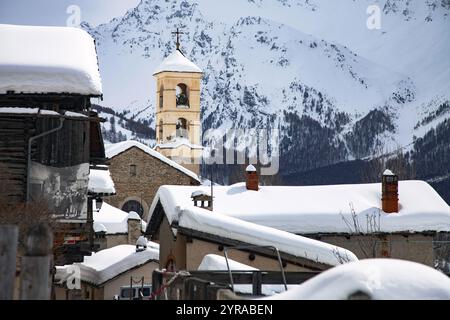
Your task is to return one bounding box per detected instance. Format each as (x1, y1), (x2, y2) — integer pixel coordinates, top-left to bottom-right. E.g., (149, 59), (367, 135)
(104, 146), (199, 221)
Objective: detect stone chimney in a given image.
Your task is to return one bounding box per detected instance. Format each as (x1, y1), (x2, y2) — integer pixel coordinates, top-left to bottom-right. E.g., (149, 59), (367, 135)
(245, 164), (259, 191)
(381, 169), (398, 213)
(127, 211), (142, 245)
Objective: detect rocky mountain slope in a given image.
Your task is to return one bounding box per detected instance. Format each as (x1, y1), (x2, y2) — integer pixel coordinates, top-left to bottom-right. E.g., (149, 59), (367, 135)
(83, 0), (449, 201)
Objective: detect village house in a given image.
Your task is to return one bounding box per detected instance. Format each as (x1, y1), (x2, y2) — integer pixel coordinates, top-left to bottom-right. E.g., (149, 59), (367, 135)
(146, 179), (358, 272)
(146, 166), (450, 268)
(0, 24), (107, 264)
(102, 140), (200, 221)
(92, 201), (147, 250)
(54, 240), (159, 300)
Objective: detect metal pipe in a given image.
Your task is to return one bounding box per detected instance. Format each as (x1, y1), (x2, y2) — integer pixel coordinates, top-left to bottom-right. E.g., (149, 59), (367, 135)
(223, 244), (289, 294)
(26, 116), (65, 202)
(223, 248), (235, 293)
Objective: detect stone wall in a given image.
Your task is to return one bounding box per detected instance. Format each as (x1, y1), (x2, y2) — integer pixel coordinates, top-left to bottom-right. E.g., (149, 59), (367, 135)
(186, 239), (312, 272)
(104, 147), (199, 221)
(306, 233), (435, 266)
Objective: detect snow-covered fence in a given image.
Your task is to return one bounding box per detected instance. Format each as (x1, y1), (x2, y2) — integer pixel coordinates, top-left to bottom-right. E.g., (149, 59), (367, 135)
(0, 224), (53, 300)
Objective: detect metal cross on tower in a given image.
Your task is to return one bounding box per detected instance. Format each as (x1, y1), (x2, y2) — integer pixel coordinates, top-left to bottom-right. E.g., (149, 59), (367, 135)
(171, 28), (184, 50)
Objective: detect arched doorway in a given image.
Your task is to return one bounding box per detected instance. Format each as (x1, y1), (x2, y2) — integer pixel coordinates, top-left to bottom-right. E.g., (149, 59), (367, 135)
(121, 200), (144, 217)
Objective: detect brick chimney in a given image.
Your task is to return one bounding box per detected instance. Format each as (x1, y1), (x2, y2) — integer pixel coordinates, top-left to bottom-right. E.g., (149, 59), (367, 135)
(127, 211), (142, 244)
(381, 169), (398, 213)
(245, 164), (259, 191)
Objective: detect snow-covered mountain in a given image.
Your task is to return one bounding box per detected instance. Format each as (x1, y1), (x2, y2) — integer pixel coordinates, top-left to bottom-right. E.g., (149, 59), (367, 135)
(83, 0), (450, 184)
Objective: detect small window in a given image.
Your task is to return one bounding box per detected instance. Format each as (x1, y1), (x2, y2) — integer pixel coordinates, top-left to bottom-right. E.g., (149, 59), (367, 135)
(176, 83), (189, 107)
(122, 200), (144, 217)
(159, 85), (164, 108)
(130, 164), (137, 176)
(158, 120), (163, 141)
(120, 288), (135, 299)
(176, 118), (188, 138)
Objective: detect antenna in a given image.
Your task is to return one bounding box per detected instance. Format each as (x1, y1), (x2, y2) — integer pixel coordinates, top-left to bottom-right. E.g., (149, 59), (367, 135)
(210, 149), (215, 211)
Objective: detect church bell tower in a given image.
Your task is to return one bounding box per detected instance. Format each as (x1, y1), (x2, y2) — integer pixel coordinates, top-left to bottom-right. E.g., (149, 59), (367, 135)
(153, 29), (203, 175)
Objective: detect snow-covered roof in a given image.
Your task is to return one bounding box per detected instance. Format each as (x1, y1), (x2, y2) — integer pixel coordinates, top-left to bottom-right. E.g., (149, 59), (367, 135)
(191, 190), (211, 198)
(55, 244), (159, 286)
(148, 181), (450, 234)
(198, 254), (257, 271)
(155, 137), (203, 150)
(0, 107), (59, 116)
(383, 169), (395, 176)
(265, 259), (450, 300)
(179, 206), (358, 267)
(0, 24), (102, 96)
(88, 168), (116, 195)
(0, 107), (90, 119)
(153, 49), (202, 75)
(246, 164), (257, 172)
(105, 140), (200, 182)
(94, 202), (145, 235)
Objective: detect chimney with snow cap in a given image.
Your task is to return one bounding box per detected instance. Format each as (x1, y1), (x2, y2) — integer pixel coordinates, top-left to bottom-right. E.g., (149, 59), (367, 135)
(136, 236), (148, 252)
(127, 211), (142, 245)
(382, 169), (398, 213)
(246, 164), (259, 191)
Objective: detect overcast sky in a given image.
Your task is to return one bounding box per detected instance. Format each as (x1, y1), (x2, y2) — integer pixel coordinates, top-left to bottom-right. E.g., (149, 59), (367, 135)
(0, 0), (140, 27)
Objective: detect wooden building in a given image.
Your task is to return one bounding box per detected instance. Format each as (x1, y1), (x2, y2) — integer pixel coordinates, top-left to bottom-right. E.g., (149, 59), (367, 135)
(0, 24), (106, 263)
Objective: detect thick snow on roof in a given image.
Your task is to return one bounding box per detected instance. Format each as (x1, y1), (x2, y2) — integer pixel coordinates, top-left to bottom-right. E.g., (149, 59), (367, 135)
(246, 164), (257, 172)
(153, 49), (202, 75)
(383, 169), (395, 176)
(0, 107), (59, 115)
(94, 202), (145, 234)
(55, 244), (159, 286)
(149, 181), (450, 234)
(88, 168), (116, 195)
(265, 259), (450, 300)
(0, 24), (102, 96)
(105, 140), (200, 182)
(198, 254), (258, 271)
(179, 206), (358, 267)
(191, 190), (211, 197)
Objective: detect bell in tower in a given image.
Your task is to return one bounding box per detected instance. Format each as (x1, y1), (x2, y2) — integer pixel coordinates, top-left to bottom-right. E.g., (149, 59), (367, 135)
(153, 29), (203, 175)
